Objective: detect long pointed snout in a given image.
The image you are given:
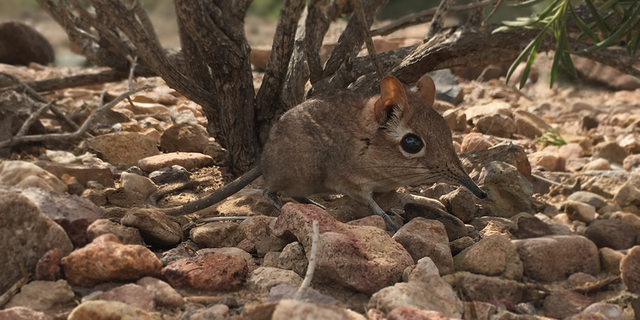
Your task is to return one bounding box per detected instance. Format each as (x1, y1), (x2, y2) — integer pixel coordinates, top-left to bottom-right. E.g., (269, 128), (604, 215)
(459, 175), (487, 199)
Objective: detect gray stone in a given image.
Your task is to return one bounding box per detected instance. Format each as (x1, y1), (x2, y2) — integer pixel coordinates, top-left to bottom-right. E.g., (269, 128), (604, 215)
(585, 219), (637, 250)
(453, 234), (523, 280)
(393, 218), (453, 275)
(479, 161), (533, 218)
(567, 191), (607, 210)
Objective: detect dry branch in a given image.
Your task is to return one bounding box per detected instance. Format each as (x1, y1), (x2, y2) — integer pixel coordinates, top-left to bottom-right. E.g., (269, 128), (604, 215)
(25, 70), (128, 92)
(352, 0), (385, 78)
(295, 220), (319, 301)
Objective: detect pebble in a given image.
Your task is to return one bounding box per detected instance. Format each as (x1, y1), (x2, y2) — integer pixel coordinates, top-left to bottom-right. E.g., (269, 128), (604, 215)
(35, 248), (61, 281)
(369, 258), (463, 318)
(61, 234), (162, 287)
(137, 152), (214, 172)
(67, 300), (161, 320)
(475, 114), (516, 138)
(121, 208), (182, 247)
(479, 161), (533, 218)
(439, 188), (477, 223)
(453, 234), (523, 280)
(461, 132), (494, 153)
(515, 216), (553, 239)
(272, 203), (414, 295)
(387, 307), (455, 320)
(136, 276), (184, 308)
(565, 200), (597, 223)
(278, 241), (308, 277)
(621, 246), (640, 293)
(0, 161), (67, 192)
(512, 235), (600, 282)
(38, 161), (115, 188)
(584, 219), (637, 250)
(612, 179), (640, 208)
(404, 203), (467, 241)
(514, 110), (550, 139)
(543, 290), (593, 319)
(593, 142), (628, 165)
(199, 247), (256, 268)
(451, 272), (523, 304)
(583, 158), (611, 171)
(567, 191), (608, 210)
(5, 280), (76, 314)
(243, 299), (366, 320)
(0, 307), (52, 320)
(599, 247), (625, 275)
(190, 221), (243, 248)
(148, 165), (190, 185)
(463, 301), (497, 320)
(161, 251), (248, 291)
(572, 302), (625, 320)
(528, 150), (562, 171)
(98, 283), (155, 311)
(245, 267), (303, 292)
(567, 272), (596, 286)
(160, 122), (210, 153)
(86, 132), (159, 169)
(393, 218), (453, 275)
(450, 236), (475, 255)
(119, 172), (157, 205)
(240, 216), (291, 256)
(86, 219), (144, 245)
(623, 154), (640, 173)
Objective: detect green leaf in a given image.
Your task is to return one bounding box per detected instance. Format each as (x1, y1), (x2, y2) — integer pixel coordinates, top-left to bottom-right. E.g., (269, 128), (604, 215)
(492, 26), (515, 33)
(585, 0), (612, 38)
(509, 0), (548, 8)
(570, 4), (601, 43)
(599, 0), (619, 12)
(570, 4), (640, 54)
(503, 18), (539, 27)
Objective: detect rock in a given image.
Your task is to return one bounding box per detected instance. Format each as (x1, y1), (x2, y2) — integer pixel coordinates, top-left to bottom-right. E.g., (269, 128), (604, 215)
(39, 162), (115, 188)
(515, 216), (553, 239)
(528, 150), (563, 172)
(584, 219), (637, 250)
(86, 219), (144, 245)
(213, 188), (279, 217)
(19, 187), (102, 247)
(439, 188), (476, 223)
(463, 302), (497, 320)
(543, 290), (593, 319)
(0, 21), (54, 66)
(479, 220), (513, 239)
(565, 201), (597, 223)
(348, 215), (387, 229)
(460, 144), (532, 182)
(160, 123), (210, 153)
(404, 203), (467, 241)
(119, 172), (156, 205)
(475, 114), (516, 138)
(620, 134), (640, 155)
(453, 235), (523, 280)
(451, 272), (524, 303)
(613, 180), (640, 208)
(621, 246), (640, 293)
(87, 132), (159, 169)
(567, 272), (596, 287)
(623, 155), (640, 174)
(121, 208), (182, 247)
(428, 69), (463, 104)
(559, 143), (585, 161)
(161, 251), (248, 291)
(137, 152), (214, 172)
(514, 110), (551, 139)
(0, 307), (53, 320)
(190, 220), (243, 248)
(5, 280), (75, 314)
(393, 218), (453, 275)
(450, 236), (474, 255)
(61, 234), (162, 287)
(242, 299), (366, 320)
(67, 300), (161, 320)
(584, 158), (611, 171)
(461, 133), (494, 153)
(593, 142), (628, 165)
(573, 302), (625, 320)
(0, 188), (73, 294)
(611, 211), (640, 233)
(189, 304), (230, 319)
(600, 247), (624, 275)
(369, 257), (463, 318)
(387, 307), (455, 320)
(148, 165), (190, 185)
(464, 101), (512, 121)
(278, 242), (308, 277)
(136, 276), (184, 308)
(199, 247), (256, 268)
(478, 161), (533, 218)
(567, 192), (607, 210)
(512, 235), (600, 282)
(241, 216), (291, 256)
(160, 244), (195, 266)
(35, 248), (61, 281)
(443, 109), (467, 132)
(99, 284), (155, 311)
(272, 203), (414, 295)
(246, 267), (303, 292)
(0, 161), (66, 192)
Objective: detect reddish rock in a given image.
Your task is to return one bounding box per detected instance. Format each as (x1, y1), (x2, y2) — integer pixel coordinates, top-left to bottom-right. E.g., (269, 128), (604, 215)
(34, 248), (61, 281)
(99, 284), (155, 311)
(543, 290), (593, 319)
(393, 218), (453, 275)
(584, 219), (637, 250)
(136, 276), (184, 308)
(453, 235), (523, 280)
(0, 307), (52, 320)
(87, 132), (160, 169)
(272, 203), (414, 295)
(439, 188), (476, 223)
(461, 132), (493, 153)
(621, 246), (640, 293)
(61, 234), (162, 287)
(86, 219), (144, 245)
(404, 203), (467, 241)
(240, 216), (291, 256)
(137, 152), (214, 172)
(388, 306), (454, 320)
(160, 123), (210, 153)
(161, 251), (248, 291)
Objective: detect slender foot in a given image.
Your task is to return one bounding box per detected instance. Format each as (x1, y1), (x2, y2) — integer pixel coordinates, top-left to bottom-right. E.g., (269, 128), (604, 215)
(263, 190), (283, 211)
(293, 197), (327, 210)
(365, 196), (400, 233)
(386, 209), (405, 222)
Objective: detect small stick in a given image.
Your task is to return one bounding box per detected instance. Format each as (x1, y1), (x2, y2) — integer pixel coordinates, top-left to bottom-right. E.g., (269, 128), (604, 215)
(15, 100), (56, 137)
(481, 0), (506, 31)
(197, 216), (248, 223)
(351, 0), (385, 78)
(295, 220), (319, 301)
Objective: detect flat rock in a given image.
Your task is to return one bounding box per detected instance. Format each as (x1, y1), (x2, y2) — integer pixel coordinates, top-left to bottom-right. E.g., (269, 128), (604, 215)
(87, 132), (159, 169)
(242, 299), (366, 320)
(121, 208), (182, 247)
(0, 188), (73, 294)
(5, 280), (76, 314)
(565, 200), (597, 223)
(161, 251), (248, 291)
(18, 187), (102, 247)
(393, 218), (453, 275)
(452, 272), (524, 303)
(461, 132), (494, 153)
(137, 152), (213, 172)
(119, 172), (157, 206)
(190, 221), (243, 248)
(475, 114), (516, 138)
(621, 246), (640, 293)
(241, 216), (291, 256)
(99, 283), (155, 312)
(515, 216), (553, 239)
(0, 307), (53, 320)
(584, 219), (637, 250)
(368, 257), (463, 318)
(439, 188), (476, 223)
(613, 179), (640, 208)
(160, 123), (210, 153)
(61, 234), (162, 287)
(453, 234), (523, 280)
(593, 141), (628, 165)
(404, 203), (467, 241)
(67, 300), (161, 320)
(272, 203), (414, 295)
(86, 219), (144, 245)
(0, 161), (66, 193)
(514, 110), (550, 139)
(136, 276), (184, 308)
(567, 191), (607, 210)
(478, 161), (533, 218)
(246, 267), (303, 292)
(543, 290), (593, 319)
(38, 161), (115, 188)
(460, 144), (532, 181)
(512, 235), (600, 282)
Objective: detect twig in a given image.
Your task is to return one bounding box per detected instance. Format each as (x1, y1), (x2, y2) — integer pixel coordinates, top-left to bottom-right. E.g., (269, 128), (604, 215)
(425, 0), (454, 41)
(24, 70), (128, 93)
(295, 220), (319, 301)
(0, 267), (29, 307)
(15, 100), (55, 137)
(197, 216), (249, 223)
(481, 0), (505, 31)
(351, 0), (384, 78)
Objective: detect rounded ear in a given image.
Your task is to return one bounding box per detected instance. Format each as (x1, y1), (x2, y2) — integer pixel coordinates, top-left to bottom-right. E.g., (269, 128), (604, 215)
(374, 76), (408, 125)
(416, 75), (436, 106)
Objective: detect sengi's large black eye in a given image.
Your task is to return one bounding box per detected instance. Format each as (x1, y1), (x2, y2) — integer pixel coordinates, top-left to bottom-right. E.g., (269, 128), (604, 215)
(401, 134), (424, 154)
